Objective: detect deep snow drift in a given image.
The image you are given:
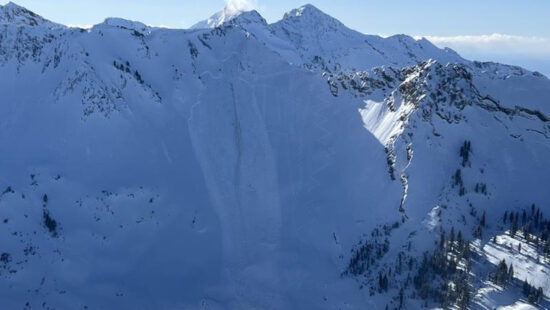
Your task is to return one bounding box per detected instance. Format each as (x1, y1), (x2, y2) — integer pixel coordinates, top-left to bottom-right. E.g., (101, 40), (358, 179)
(0, 2), (549, 309)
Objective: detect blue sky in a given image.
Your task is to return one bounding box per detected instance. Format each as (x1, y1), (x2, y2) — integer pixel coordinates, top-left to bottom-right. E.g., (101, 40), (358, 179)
(3, 0), (550, 75)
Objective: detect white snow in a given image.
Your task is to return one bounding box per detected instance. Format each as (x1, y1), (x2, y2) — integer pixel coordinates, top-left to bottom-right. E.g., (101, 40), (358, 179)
(483, 233), (550, 295)
(0, 1), (64, 28)
(191, 7), (264, 29)
(360, 92), (416, 145)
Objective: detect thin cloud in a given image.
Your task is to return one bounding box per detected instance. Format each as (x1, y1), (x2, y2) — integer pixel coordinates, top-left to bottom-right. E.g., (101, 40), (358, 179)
(415, 33), (550, 58)
(224, 0), (258, 13)
(67, 24), (93, 29)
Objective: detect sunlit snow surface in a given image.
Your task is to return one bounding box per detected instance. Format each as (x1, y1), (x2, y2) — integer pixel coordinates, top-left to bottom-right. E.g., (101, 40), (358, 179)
(471, 233), (550, 310)
(482, 234), (550, 295)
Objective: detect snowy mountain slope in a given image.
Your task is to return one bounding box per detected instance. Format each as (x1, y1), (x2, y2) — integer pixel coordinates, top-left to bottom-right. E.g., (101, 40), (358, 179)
(330, 58), (550, 309)
(269, 5), (464, 69)
(0, 5), (401, 309)
(0, 2), (63, 29)
(0, 2), (549, 310)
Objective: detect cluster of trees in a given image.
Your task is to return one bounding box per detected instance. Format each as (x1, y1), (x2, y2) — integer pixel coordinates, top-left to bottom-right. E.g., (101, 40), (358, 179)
(502, 205), (550, 259)
(489, 259), (514, 286)
(348, 202), (549, 309)
(522, 280), (544, 304)
(0, 252), (11, 265)
(0, 252), (12, 276)
(473, 211), (486, 239)
(43, 210), (58, 237)
(377, 249), (417, 309)
(113, 60), (131, 73)
(474, 183), (487, 195)
(504, 205), (546, 234)
(495, 205), (548, 305)
(346, 235), (390, 276)
(453, 169), (466, 196)
(113, 60), (144, 84)
(378, 272), (389, 292)
(1, 186), (14, 195)
(345, 225), (397, 277)
(188, 41), (199, 58)
(414, 227), (472, 309)
(453, 140), (476, 197)
(459, 140), (471, 167)
(41, 193), (59, 237)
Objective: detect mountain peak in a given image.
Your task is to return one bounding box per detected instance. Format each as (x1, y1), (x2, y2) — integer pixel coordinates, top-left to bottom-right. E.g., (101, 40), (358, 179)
(282, 4), (329, 19)
(0, 1), (23, 9)
(3, 1), (24, 10)
(0, 1), (62, 28)
(279, 3), (345, 32)
(99, 17), (150, 34)
(191, 7), (265, 29)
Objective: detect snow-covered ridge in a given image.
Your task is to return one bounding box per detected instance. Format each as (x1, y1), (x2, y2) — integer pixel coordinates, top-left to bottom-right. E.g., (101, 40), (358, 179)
(281, 3), (344, 27)
(191, 7), (266, 29)
(0, 2), (463, 71)
(97, 18), (150, 34)
(0, 2), (63, 28)
(358, 60), (550, 145)
(178, 3), (465, 71)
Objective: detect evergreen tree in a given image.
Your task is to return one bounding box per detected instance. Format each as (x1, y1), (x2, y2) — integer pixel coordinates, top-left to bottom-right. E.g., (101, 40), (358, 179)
(522, 279), (530, 295)
(542, 228), (548, 242)
(503, 211), (508, 224)
(511, 215), (518, 237)
(536, 287), (543, 304)
(492, 260), (511, 286)
(399, 287), (404, 309)
(382, 274), (388, 291)
(454, 169), (462, 187)
(459, 140), (471, 167)
(450, 227), (455, 244)
(474, 225), (482, 238)
(522, 279), (544, 304)
(455, 272), (471, 310)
